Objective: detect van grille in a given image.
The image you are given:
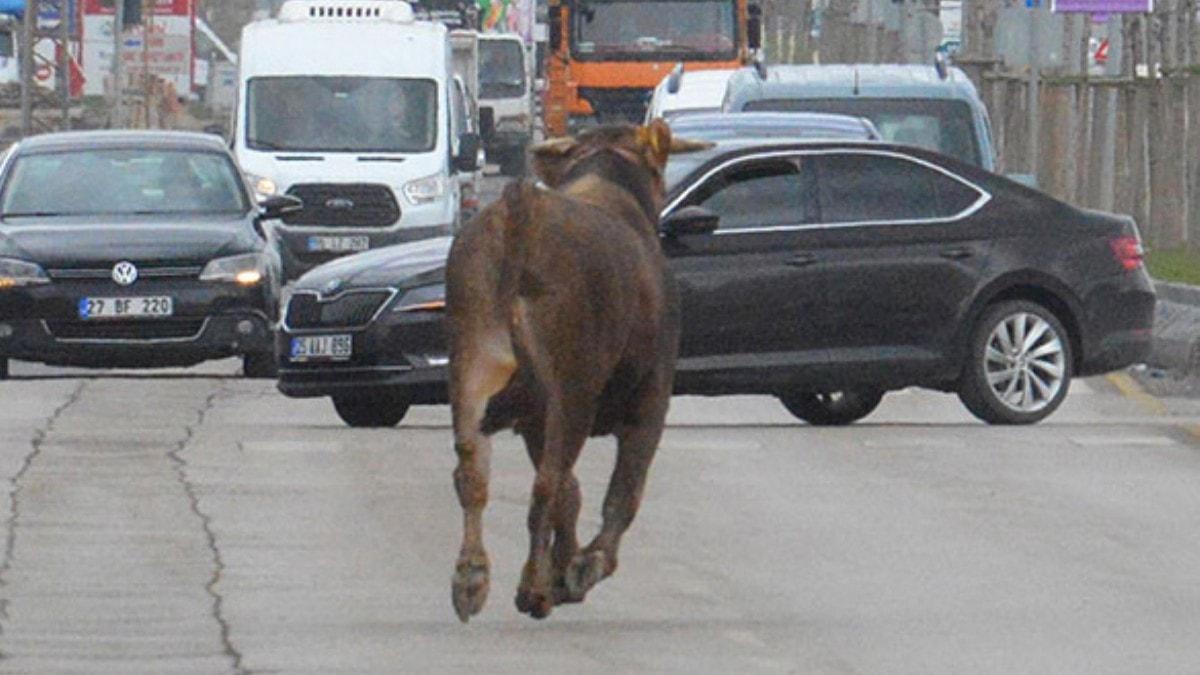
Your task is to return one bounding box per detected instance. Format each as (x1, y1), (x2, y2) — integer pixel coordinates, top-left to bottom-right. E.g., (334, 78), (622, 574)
(285, 290), (393, 329)
(284, 184), (401, 228)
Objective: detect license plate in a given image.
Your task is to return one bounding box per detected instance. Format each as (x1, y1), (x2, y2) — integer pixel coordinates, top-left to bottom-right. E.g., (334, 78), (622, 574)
(290, 334), (353, 362)
(78, 296), (173, 320)
(307, 236), (369, 253)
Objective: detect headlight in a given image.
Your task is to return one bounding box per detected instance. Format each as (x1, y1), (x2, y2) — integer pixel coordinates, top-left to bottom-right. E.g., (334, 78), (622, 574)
(246, 173), (278, 199)
(391, 284), (445, 312)
(0, 258), (49, 289)
(403, 173), (447, 205)
(199, 253), (268, 286)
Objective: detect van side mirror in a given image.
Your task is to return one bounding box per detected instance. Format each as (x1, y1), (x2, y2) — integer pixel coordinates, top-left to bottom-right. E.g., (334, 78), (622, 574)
(549, 5), (563, 51)
(258, 194), (303, 222)
(455, 132), (482, 172)
(747, 4), (763, 52)
(661, 206), (719, 237)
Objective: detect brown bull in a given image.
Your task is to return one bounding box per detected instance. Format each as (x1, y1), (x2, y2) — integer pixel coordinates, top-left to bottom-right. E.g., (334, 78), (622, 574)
(445, 120), (698, 621)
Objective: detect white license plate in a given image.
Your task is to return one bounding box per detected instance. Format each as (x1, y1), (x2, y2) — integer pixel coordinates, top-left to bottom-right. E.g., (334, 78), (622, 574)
(290, 334), (353, 362)
(78, 296), (173, 320)
(308, 236), (369, 253)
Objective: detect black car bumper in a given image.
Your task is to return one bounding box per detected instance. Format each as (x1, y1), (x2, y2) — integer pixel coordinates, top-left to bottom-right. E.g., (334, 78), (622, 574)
(276, 304), (448, 404)
(1078, 270), (1157, 377)
(0, 279), (276, 369)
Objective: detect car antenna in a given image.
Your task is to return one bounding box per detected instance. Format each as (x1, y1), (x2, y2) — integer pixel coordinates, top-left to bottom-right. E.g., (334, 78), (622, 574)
(667, 62), (684, 94)
(753, 58), (767, 81)
(934, 50), (950, 81)
(853, 66), (860, 96)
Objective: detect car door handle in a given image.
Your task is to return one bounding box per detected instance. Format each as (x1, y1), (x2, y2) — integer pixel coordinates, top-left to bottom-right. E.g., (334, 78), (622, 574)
(787, 254), (819, 267)
(940, 247), (975, 260)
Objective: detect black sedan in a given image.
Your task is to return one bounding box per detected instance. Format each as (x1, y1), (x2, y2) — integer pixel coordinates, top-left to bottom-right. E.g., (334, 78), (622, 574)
(277, 138), (1155, 427)
(0, 131), (294, 378)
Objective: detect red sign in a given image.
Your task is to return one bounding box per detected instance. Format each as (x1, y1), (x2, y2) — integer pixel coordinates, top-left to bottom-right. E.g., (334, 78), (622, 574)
(82, 0), (191, 17)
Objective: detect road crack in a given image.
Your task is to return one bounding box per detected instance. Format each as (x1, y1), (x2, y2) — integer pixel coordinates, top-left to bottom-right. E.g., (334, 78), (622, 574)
(0, 380), (87, 632)
(167, 383), (251, 675)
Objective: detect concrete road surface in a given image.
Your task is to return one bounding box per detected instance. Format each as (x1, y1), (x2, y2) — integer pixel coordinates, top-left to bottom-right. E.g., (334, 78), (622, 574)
(0, 359), (1198, 674)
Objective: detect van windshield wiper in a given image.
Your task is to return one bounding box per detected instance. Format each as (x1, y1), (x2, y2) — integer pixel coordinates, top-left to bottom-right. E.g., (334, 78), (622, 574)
(1, 211), (67, 217)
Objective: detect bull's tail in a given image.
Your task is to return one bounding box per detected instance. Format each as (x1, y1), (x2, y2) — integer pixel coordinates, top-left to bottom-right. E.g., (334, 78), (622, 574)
(498, 180), (541, 299)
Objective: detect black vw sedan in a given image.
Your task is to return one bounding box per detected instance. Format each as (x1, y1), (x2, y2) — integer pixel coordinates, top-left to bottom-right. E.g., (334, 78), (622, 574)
(278, 138), (1155, 427)
(0, 131), (292, 378)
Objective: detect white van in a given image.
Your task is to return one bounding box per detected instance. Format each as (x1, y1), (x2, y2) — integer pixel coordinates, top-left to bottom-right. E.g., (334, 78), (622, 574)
(645, 67), (737, 123)
(235, 0), (480, 279)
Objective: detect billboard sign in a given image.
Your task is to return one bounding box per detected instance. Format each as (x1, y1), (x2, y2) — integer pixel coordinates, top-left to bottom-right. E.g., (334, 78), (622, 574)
(80, 0), (194, 97)
(1051, 0), (1154, 13)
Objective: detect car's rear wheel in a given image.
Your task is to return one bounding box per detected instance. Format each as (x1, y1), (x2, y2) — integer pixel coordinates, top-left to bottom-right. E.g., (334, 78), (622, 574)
(778, 389), (884, 426)
(958, 300), (1072, 425)
(242, 352), (277, 379)
(332, 390), (411, 428)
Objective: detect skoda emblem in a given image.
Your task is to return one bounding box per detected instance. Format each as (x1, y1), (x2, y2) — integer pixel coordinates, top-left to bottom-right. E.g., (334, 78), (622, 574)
(111, 261), (138, 287)
(324, 278), (343, 295)
(325, 197), (355, 210)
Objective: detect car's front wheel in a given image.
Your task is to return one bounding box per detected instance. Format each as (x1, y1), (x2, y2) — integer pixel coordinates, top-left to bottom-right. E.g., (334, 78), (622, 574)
(332, 390), (411, 428)
(778, 389), (884, 426)
(242, 352), (278, 379)
(958, 300), (1072, 425)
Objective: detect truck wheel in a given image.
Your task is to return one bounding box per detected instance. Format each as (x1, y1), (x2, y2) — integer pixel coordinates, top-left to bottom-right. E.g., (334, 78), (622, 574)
(957, 300), (1072, 425)
(332, 390), (411, 428)
(778, 389), (884, 426)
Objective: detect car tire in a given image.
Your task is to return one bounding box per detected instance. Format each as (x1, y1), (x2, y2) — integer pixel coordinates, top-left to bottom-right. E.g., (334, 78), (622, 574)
(957, 300), (1073, 425)
(242, 352), (278, 379)
(778, 389), (884, 426)
(332, 391), (411, 428)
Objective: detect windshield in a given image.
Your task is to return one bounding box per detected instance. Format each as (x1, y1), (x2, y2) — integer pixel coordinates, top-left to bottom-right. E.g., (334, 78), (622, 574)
(480, 40), (526, 99)
(572, 0), (737, 61)
(744, 98), (981, 166)
(1, 149), (248, 217)
(247, 76), (438, 153)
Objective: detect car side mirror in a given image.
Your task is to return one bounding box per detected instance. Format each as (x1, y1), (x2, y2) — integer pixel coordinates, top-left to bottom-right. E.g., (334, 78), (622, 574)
(258, 194), (303, 222)
(661, 206), (719, 237)
(455, 132), (482, 172)
(479, 107), (495, 141)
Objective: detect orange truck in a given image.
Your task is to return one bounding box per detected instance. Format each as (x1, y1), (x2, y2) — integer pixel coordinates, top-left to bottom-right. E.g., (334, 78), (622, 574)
(543, 0), (762, 137)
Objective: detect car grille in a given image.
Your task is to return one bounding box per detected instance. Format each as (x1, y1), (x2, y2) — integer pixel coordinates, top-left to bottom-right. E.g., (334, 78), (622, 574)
(44, 319), (207, 341)
(283, 184), (401, 228)
(285, 291), (393, 329)
(577, 87), (654, 124)
(47, 265), (203, 280)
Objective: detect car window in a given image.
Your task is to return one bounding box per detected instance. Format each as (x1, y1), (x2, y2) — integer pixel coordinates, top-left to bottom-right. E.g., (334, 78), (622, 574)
(684, 158), (810, 231)
(812, 153), (980, 224)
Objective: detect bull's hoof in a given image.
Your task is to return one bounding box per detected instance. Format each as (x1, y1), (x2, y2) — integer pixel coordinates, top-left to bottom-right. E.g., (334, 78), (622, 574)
(515, 588), (554, 619)
(563, 549), (609, 602)
(451, 559), (490, 623)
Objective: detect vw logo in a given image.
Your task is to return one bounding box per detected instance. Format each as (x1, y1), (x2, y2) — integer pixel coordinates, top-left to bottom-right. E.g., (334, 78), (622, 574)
(325, 198), (355, 210)
(111, 261), (138, 286)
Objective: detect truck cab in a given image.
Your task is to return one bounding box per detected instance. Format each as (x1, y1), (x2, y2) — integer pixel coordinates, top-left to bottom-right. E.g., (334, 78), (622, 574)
(234, 0), (480, 279)
(477, 32), (533, 176)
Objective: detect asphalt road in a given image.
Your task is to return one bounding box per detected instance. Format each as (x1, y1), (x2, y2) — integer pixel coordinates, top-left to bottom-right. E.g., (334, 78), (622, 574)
(1, 357), (1199, 674)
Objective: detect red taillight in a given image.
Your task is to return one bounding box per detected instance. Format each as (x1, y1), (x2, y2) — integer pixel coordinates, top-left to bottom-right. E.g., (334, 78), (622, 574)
(1110, 236), (1144, 271)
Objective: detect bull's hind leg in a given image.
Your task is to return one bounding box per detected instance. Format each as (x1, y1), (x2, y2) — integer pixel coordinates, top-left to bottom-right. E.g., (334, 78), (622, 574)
(448, 334), (515, 623)
(515, 395), (590, 619)
(565, 376), (671, 603)
(515, 416), (582, 607)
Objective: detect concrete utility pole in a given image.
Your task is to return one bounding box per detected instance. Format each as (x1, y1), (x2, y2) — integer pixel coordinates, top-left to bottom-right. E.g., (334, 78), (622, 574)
(112, 0), (125, 127)
(19, 0), (72, 136)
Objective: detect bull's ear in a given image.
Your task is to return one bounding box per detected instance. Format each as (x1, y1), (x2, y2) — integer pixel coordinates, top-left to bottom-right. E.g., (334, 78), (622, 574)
(637, 119), (672, 170)
(669, 136), (715, 154)
(529, 136), (578, 187)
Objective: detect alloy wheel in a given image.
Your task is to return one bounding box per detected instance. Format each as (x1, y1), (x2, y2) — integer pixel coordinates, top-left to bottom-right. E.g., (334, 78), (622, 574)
(984, 312), (1066, 414)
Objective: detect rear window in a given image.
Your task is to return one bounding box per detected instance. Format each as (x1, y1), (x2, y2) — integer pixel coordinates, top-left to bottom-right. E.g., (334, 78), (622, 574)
(744, 98), (981, 167)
